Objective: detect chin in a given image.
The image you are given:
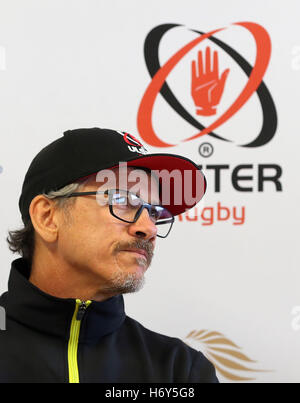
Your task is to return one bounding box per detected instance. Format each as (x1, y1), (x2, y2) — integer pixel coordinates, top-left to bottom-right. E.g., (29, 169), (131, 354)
(99, 256), (148, 295)
(109, 269), (146, 294)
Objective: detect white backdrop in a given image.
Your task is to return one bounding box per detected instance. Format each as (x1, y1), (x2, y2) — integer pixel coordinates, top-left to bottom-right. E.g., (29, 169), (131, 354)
(0, 0), (299, 382)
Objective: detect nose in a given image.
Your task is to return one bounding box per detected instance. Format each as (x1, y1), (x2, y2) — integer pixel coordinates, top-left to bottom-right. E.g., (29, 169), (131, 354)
(127, 208), (157, 240)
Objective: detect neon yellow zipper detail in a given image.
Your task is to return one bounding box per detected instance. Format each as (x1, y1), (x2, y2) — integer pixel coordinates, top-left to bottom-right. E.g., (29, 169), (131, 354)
(68, 299), (92, 383)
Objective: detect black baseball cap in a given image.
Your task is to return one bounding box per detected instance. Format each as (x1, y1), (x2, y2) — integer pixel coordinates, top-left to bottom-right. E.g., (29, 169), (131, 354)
(19, 128), (206, 223)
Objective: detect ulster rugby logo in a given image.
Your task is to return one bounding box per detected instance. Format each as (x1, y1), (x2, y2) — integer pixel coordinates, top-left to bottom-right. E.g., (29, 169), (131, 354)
(137, 22), (277, 148)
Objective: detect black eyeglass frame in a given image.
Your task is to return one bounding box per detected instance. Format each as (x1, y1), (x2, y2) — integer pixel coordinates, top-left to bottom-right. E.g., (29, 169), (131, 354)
(60, 189), (174, 238)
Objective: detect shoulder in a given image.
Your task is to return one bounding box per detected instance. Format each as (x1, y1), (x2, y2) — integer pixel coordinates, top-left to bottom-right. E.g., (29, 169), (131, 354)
(123, 316), (219, 383)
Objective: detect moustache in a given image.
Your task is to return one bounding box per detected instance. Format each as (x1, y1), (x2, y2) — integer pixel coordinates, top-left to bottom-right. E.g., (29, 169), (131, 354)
(114, 239), (154, 264)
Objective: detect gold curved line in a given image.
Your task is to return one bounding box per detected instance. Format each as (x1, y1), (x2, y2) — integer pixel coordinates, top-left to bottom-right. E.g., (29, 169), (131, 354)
(206, 346), (257, 363)
(211, 360), (256, 382)
(202, 337), (240, 348)
(195, 331), (224, 340)
(209, 351), (262, 372)
(186, 329), (207, 338)
(185, 330), (196, 338)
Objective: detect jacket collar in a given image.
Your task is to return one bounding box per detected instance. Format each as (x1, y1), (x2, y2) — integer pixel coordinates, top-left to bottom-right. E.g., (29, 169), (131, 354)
(3, 258), (126, 342)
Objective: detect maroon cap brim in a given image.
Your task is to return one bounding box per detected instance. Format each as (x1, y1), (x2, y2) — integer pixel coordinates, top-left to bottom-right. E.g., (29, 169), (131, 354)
(81, 153), (206, 217)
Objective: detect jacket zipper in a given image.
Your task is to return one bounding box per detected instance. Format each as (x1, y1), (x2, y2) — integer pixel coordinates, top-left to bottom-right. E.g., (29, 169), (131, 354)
(68, 299), (92, 383)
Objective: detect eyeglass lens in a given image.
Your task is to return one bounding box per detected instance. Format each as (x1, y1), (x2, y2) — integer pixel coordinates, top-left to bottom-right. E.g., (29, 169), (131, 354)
(109, 190), (174, 238)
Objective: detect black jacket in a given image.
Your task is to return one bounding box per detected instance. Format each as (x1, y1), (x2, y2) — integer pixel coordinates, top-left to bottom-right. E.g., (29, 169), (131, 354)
(0, 258), (218, 383)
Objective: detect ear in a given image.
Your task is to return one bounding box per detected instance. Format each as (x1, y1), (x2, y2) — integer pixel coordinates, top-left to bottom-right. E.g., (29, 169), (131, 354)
(29, 195), (59, 243)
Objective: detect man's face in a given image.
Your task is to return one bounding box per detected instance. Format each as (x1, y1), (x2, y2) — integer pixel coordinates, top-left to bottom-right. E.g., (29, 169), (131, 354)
(56, 167), (160, 298)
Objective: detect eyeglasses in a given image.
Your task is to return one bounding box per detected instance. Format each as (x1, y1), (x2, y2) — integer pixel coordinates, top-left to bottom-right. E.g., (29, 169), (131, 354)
(60, 189), (174, 238)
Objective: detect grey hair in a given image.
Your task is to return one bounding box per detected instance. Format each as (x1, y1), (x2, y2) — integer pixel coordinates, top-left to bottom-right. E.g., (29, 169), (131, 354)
(41, 182), (82, 214)
(42, 182), (82, 201)
(6, 177), (91, 264)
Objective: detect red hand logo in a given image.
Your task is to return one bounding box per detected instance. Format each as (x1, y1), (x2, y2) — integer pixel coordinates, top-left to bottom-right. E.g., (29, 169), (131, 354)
(191, 47), (230, 116)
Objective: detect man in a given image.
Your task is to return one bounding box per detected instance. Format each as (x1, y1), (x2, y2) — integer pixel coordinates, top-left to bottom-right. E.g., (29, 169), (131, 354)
(0, 127), (218, 383)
